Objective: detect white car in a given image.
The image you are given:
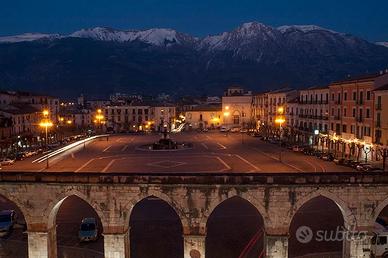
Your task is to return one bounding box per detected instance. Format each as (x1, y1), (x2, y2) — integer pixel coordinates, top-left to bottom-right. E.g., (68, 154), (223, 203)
(220, 126), (229, 132)
(0, 158), (15, 166)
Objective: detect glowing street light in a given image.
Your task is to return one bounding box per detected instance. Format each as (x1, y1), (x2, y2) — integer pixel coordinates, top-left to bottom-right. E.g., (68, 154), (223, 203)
(95, 109), (105, 133)
(43, 109), (49, 117)
(40, 110), (53, 169)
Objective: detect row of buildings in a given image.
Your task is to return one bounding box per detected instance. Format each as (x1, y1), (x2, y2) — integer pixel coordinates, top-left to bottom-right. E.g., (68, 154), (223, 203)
(1, 71), (388, 161)
(185, 72), (388, 163)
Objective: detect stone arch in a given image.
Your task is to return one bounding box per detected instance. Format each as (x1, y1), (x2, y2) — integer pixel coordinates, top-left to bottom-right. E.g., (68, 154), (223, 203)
(200, 193), (268, 230)
(205, 195), (265, 258)
(370, 196), (388, 228)
(0, 188), (30, 225)
(291, 189), (356, 229)
(125, 190), (186, 230)
(48, 189), (105, 229)
(129, 195), (184, 258)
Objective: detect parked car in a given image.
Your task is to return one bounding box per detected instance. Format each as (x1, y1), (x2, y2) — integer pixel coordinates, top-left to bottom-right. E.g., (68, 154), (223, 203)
(230, 127), (241, 133)
(321, 153), (334, 161)
(0, 210), (17, 237)
(79, 218), (98, 242)
(292, 146), (304, 152)
(220, 126), (229, 132)
(0, 158), (15, 166)
(356, 163), (368, 171)
(334, 158), (346, 165)
(239, 128), (248, 133)
(359, 164), (383, 172)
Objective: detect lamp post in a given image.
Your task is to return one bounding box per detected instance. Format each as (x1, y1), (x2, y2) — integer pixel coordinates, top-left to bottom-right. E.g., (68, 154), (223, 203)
(95, 109), (105, 134)
(275, 106), (285, 161)
(40, 109), (53, 169)
(223, 111), (230, 136)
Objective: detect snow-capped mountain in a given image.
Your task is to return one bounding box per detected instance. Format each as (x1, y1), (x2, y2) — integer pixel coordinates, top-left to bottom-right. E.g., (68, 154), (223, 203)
(0, 33), (61, 43)
(377, 42), (388, 48)
(71, 27), (196, 46)
(0, 21), (387, 98)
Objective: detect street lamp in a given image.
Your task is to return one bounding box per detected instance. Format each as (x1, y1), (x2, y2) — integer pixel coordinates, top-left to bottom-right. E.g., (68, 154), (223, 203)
(95, 109), (105, 134)
(40, 110), (53, 169)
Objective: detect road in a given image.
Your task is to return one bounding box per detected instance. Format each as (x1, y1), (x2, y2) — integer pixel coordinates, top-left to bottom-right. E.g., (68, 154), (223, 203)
(3, 131), (354, 173)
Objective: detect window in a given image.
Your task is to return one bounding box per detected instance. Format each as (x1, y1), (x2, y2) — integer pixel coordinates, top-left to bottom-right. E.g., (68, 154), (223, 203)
(353, 92), (357, 101)
(344, 92), (347, 101)
(344, 108), (347, 117)
(359, 91), (363, 103)
(351, 125), (355, 134)
(367, 91), (371, 100)
(366, 109), (370, 118)
(352, 108), (356, 117)
(342, 125), (347, 133)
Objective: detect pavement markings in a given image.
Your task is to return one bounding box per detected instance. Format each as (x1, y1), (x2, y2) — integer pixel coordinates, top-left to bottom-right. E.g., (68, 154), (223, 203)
(101, 159), (122, 172)
(102, 145), (112, 152)
(75, 158), (98, 172)
(216, 157), (232, 171)
(201, 143), (209, 150)
(234, 154), (261, 171)
(217, 142), (227, 149)
(121, 145), (129, 152)
(251, 147), (304, 172)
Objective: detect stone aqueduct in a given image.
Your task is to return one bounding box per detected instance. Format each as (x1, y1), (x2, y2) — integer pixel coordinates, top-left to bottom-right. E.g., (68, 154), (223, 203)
(1, 172), (388, 258)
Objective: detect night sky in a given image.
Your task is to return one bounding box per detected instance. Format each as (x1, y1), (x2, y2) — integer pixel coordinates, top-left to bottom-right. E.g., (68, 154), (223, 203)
(0, 0), (387, 41)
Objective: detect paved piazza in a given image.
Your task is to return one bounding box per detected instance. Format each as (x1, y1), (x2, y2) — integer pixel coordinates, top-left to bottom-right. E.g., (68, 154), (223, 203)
(4, 131), (354, 173)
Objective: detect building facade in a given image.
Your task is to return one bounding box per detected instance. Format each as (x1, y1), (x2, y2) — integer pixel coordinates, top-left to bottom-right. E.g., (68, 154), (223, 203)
(374, 84), (388, 146)
(222, 86), (253, 128)
(185, 105), (222, 129)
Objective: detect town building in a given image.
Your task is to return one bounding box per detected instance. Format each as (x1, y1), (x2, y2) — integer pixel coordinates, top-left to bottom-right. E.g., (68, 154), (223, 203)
(374, 83), (388, 146)
(184, 104), (222, 129)
(266, 88), (298, 127)
(298, 86), (330, 134)
(328, 73), (388, 144)
(0, 104), (40, 136)
(222, 86), (253, 128)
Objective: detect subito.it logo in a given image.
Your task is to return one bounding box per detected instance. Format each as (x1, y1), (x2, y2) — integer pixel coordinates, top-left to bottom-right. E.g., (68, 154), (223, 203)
(296, 226), (313, 244)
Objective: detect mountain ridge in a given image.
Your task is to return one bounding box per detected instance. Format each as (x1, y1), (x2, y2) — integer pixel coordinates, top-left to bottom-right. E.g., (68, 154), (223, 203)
(0, 21), (387, 98)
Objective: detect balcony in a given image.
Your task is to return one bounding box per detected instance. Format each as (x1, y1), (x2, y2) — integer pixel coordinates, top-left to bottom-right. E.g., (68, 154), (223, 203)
(333, 116), (340, 120)
(357, 117), (364, 123)
(376, 104), (382, 110)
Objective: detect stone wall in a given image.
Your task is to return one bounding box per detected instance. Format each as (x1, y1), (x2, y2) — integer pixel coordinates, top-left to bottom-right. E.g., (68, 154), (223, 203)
(0, 172), (387, 258)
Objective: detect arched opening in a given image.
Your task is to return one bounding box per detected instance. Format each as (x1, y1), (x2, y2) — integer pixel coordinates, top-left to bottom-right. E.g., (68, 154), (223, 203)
(129, 196), (183, 258)
(53, 195), (104, 258)
(372, 202), (388, 258)
(289, 196), (344, 258)
(0, 195), (27, 257)
(206, 196), (264, 258)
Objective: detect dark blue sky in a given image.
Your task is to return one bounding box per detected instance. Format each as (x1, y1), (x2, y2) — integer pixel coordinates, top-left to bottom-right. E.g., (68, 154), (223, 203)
(1, 0), (387, 41)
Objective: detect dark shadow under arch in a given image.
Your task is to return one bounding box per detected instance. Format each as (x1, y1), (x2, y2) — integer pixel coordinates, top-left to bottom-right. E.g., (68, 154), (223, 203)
(55, 195), (104, 258)
(0, 195), (28, 258)
(129, 196), (183, 258)
(289, 196), (344, 258)
(206, 196), (264, 258)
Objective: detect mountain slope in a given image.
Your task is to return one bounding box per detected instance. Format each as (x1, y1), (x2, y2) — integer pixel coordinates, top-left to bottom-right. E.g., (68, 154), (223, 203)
(0, 22), (387, 98)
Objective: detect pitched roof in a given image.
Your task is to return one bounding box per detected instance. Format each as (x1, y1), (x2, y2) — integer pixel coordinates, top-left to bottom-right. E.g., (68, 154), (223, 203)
(331, 72), (387, 85)
(0, 103), (40, 115)
(375, 83), (388, 91)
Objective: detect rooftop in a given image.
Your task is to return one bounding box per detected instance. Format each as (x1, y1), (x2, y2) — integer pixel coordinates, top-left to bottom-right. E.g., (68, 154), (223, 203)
(375, 83), (388, 91)
(189, 104), (222, 112)
(331, 72), (388, 85)
(0, 104), (40, 115)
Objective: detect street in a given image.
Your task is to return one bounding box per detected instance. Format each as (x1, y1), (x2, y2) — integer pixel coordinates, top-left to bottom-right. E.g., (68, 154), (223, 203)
(3, 131), (355, 173)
